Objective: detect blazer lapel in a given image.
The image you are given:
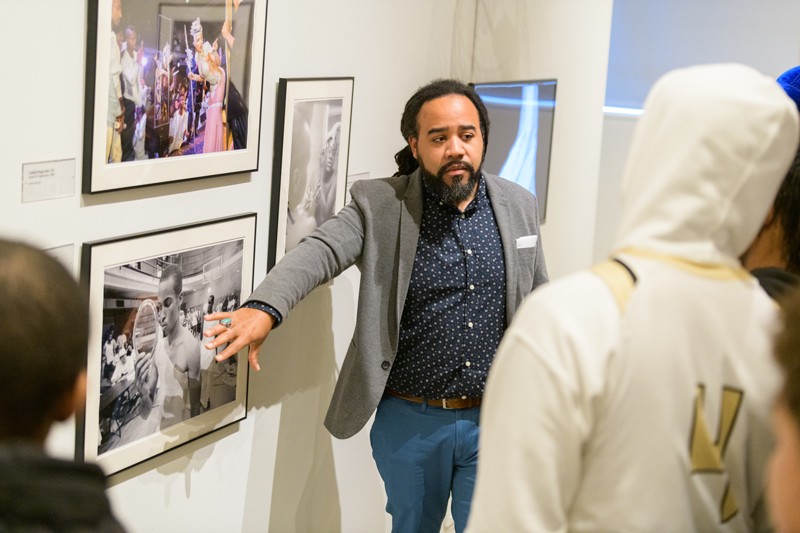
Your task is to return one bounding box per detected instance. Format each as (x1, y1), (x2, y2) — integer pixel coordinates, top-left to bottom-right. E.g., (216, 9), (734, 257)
(396, 170), (423, 327)
(484, 175), (517, 326)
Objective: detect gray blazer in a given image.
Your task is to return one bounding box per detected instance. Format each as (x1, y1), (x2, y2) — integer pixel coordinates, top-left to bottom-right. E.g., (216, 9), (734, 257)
(249, 169), (548, 438)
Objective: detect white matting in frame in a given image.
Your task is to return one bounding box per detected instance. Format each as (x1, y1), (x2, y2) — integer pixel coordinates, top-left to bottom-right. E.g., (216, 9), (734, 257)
(79, 214), (256, 475)
(268, 77), (354, 269)
(83, 0), (268, 193)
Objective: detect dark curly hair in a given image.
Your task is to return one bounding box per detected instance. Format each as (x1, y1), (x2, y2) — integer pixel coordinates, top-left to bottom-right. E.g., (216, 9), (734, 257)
(774, 150), (800, 274)
(394, 79), (490, 177)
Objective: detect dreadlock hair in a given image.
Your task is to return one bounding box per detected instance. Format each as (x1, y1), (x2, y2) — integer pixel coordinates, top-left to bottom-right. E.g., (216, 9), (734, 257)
(393, 79), (490, 177)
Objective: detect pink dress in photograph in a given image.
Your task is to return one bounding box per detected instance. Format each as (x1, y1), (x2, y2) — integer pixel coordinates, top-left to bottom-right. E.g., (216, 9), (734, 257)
(203, 68), (226, 153)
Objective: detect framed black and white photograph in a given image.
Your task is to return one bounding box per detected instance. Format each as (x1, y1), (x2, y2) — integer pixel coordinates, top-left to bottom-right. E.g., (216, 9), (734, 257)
(268, 77), (354, 268)
(83, 0), (268, 193)
(78, 214), (256, 475)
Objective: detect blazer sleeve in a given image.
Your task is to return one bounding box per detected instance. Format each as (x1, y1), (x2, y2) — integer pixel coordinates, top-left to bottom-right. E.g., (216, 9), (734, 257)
(246, 187), (367, 319)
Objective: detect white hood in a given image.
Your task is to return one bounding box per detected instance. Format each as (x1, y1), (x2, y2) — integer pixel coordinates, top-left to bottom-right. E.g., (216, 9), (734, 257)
(614, 63), (799, 266)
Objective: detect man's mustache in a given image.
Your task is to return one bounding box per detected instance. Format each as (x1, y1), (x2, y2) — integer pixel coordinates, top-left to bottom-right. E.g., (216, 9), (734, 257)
(441, 161), (474, 174)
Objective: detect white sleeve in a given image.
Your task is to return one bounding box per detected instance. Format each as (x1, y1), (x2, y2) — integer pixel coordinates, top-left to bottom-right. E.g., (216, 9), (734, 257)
(468, 276), (618, 532)
(109, 34), (122, 97)
(121, 55), (137, 93)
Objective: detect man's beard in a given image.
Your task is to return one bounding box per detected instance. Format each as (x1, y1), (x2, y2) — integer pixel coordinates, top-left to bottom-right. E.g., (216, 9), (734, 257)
(420, 158), (480, 206)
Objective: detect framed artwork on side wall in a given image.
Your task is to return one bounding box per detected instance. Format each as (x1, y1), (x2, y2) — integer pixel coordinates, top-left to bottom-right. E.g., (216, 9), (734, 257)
(268, 77), (354, 269)
(471, 79), (557, 223)
(83, 0), (268, 193)
(78, 214), (256, 475)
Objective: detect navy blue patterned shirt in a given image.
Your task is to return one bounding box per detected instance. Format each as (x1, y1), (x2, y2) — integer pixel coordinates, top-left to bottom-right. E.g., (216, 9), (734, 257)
(386, 175), (506, 398)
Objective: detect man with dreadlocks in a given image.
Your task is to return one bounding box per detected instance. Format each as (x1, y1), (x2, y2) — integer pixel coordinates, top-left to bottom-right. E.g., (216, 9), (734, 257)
(204, 78), (548, 532)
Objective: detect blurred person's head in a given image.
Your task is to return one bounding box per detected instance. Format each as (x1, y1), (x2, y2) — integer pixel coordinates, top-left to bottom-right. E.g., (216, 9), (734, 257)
(741, 150), (800, 276)
(771, 151), (800, 274)
(742, 66), (800, 278)
(0, 240), (89, 444)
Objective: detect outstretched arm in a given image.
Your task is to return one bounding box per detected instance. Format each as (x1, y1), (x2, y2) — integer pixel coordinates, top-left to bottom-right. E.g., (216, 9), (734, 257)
(203, 190), (367, 371)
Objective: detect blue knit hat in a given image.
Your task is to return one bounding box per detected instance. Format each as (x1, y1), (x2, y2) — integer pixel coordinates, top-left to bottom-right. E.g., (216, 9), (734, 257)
(777, 66), (800, 111)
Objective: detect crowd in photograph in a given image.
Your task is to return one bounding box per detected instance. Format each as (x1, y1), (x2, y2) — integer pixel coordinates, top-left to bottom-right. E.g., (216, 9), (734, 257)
(107, 1), (246, 163)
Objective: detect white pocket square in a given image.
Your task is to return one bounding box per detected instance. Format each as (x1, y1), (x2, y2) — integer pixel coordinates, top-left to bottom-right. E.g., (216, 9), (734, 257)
(516, 235), (538, 249)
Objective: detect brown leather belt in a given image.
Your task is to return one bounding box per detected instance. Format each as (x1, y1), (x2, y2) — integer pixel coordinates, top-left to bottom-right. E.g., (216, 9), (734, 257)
(385, 388), (481, 409)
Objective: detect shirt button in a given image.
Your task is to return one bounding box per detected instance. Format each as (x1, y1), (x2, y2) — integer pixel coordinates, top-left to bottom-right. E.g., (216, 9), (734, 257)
(466, 249), (473, 255)
(469, 284), (475, 290)
(461, 213), (466, 219)
(465, 361), (471, 367)
(381, 361), (390, 370)
(468, 322), (474, 328)
(462, 395), (467, 400)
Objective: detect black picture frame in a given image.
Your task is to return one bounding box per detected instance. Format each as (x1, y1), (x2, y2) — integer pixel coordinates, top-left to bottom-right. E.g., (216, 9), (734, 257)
(268, 77), (354, 269)
(78, 214), (256, 475)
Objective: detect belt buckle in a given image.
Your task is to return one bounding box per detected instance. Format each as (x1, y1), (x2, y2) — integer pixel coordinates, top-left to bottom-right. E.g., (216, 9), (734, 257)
(441, 398), (453, 409)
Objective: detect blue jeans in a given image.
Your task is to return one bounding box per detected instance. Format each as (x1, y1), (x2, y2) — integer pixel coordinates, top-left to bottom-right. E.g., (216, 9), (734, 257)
(370, 394), (481, 533)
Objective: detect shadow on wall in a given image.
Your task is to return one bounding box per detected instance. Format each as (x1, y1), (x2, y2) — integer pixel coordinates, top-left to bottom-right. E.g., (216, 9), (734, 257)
(473, 0), (532, 81)
(242, 283), (342, 531)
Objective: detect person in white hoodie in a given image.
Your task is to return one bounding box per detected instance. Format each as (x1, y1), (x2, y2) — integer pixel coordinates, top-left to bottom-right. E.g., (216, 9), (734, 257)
(467, 63), (800, 532)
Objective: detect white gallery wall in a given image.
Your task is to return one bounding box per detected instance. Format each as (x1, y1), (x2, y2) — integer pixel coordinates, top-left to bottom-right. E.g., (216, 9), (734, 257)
(471, 0), (613, 277)
(594, 0), (800, 263)
(1, 0), (613, 531)
(605, 0), (800, 109)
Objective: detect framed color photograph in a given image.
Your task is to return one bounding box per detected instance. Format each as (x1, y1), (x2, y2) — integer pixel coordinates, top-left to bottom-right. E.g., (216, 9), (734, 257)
(83, 0), (268, 193)
(268, 77), (354, 268)
(78, 214), (256, 475)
